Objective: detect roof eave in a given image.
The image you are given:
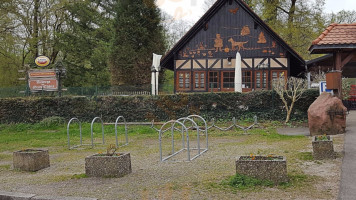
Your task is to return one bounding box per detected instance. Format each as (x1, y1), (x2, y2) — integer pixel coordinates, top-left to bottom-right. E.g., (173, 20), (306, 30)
(306, 54), (333, 65)
(309, 44), (356, 54)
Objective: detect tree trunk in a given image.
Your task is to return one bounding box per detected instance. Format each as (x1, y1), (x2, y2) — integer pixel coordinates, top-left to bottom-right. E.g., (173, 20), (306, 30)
(285, 108), (292, 123)
(287, 0), (297, 41)
(32, 0), (39, 59)
(285, 99), (296, 123)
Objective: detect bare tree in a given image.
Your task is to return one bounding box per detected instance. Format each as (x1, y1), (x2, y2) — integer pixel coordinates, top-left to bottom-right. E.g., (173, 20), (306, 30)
(161, 11), (193, 51)
(203, 0), (217, 12)
(310, 71), (326, 85)
(272, 76), (308, 123)
(328, 10), (356, 24)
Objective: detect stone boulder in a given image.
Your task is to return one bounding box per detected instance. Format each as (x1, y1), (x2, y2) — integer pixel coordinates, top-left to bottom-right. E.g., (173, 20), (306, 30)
(308, 92), (347, 136)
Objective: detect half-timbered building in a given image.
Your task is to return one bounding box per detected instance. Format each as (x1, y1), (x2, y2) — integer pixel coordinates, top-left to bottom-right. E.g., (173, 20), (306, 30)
(161, 0), (305, 93)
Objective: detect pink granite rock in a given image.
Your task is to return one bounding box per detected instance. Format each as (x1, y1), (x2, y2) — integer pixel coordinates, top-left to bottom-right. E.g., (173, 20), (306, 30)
(308, 92), (347, 136)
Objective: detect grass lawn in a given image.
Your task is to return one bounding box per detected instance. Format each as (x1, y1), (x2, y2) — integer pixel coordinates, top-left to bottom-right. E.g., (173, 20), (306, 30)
(0, 120), (343, 199)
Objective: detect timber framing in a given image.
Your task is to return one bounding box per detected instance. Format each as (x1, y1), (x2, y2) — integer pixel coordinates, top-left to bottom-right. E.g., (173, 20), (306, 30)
(161, 0), (306, 93)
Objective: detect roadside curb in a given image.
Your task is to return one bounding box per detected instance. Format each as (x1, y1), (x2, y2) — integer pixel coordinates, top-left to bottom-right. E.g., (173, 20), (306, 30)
(0, 191), (97, 200)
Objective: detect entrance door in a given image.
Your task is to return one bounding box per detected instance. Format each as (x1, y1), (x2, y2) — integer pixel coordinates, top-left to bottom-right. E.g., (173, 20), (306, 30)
(208, 71), (220, 92)
(255, 70), (268, 90)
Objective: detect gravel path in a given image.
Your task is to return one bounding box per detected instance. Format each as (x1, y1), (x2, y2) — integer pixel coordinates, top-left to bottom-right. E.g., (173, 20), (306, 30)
(0, 132), (344, 200)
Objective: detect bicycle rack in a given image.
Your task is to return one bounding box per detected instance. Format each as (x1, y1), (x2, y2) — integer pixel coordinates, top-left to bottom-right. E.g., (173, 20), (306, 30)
(184, 115), (209, 154)
(159, 116), (208, 162)
(91, 117), (105, 148)
(67, 118), (83, 149)
(159, 120), (189, 162)
(68, 116), (127, 149)
(115, 116), (128, 147)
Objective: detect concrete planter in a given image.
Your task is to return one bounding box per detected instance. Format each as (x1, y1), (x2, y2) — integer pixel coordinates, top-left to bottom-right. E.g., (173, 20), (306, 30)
(13, 149), (50, 172)
(85, 153), (132, 178)
(236, 156), (288, 184)
(312, 136), (334, 160)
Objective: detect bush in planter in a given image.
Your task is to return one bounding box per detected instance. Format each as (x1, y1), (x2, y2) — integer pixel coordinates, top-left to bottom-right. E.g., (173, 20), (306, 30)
(85, 144), (132, 178)
(312, 135), (335, 160)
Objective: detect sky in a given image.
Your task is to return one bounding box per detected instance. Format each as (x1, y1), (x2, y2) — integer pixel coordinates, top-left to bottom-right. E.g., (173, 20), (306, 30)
(158, 0), (356, 22)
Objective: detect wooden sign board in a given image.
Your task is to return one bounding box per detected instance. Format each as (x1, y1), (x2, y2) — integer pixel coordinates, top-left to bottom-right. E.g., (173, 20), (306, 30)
(326, 71), (341, 90)
(28, 69), (56, 78)
(29, 79), (58, 91)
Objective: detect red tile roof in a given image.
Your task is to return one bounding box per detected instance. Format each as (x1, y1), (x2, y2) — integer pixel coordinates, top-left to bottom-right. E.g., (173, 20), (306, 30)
(312, 23), (356, 45)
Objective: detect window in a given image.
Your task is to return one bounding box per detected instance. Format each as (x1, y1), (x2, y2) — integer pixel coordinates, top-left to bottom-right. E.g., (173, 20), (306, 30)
(220, 71), (252, 91)
(271, 70), (286, 82)
(263, 71), (267, 88)
(242, 71), (252, 89)
(194, 72), (205, 90)
(177, 71), (190, 90)
(271, 70), (287, 89)
(256, 71), (261, 88)
(255, 71), (268, 89)
(209, 71), (219, 89)
(222, 71), (235, 89)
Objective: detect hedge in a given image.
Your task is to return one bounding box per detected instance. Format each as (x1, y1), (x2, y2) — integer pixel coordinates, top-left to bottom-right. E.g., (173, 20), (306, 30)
(0, 89), (319, 124)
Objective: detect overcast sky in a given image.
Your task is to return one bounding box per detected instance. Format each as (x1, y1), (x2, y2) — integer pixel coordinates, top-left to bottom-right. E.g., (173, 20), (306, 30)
(158, 0), (356, 22)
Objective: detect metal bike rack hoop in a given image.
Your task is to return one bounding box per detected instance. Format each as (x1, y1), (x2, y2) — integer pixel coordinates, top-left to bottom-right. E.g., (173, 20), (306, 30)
(115, 116), (128, 147)
(91, 117), (105, 148)
(67, 118), (82, 149)
(159, 120), (189, 162)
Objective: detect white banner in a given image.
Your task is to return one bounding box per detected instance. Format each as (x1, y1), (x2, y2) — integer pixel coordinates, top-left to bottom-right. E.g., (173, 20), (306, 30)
(234, 52), (242, 93)
(151, 53), (162, 95)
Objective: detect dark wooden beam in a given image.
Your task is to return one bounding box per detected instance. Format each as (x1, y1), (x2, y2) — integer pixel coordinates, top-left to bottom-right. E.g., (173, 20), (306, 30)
(341, 51), (356, 69)
(334, 52), (342, 70)
(332, 52), (342, 98)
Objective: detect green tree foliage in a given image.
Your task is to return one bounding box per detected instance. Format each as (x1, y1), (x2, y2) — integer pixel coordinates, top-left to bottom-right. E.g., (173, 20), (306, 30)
(59, 0), (114, 86)
(0, 0), (114, 87)
(0, 0), (68, 86)
(0, 0), (21, 86)
(1, 0), (355, 88)
(256, 0), (327, 59)
(109, 0), (166, 85)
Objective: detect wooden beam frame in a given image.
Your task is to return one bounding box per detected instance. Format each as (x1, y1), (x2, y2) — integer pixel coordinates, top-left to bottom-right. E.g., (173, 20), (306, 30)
(334, 52), (342, 70)
(341, 51), (356, 69)
(334, 51), (356, 70)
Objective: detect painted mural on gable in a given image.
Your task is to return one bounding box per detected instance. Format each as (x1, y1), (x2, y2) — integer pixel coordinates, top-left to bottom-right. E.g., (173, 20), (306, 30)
(177, 1), (287, 60)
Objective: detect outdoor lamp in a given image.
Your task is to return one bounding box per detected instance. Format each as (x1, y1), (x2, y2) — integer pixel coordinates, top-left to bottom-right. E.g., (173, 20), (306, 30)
(228, 57), (232, 65)
(257, 63), (269, 69)
(151, 65), (156, 73)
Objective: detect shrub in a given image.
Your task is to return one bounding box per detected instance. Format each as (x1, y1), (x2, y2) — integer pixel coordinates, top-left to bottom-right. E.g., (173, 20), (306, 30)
(0, 89), (319, 123)
(39, 116), (66, 127)
(222, 173), (274, 189)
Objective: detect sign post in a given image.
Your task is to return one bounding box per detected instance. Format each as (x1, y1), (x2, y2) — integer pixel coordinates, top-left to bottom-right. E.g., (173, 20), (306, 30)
(29, 79), (58, 91)
(319, 81), (333, 95)
(28, 69), (57, 92)
(27, 57), (66, 96)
